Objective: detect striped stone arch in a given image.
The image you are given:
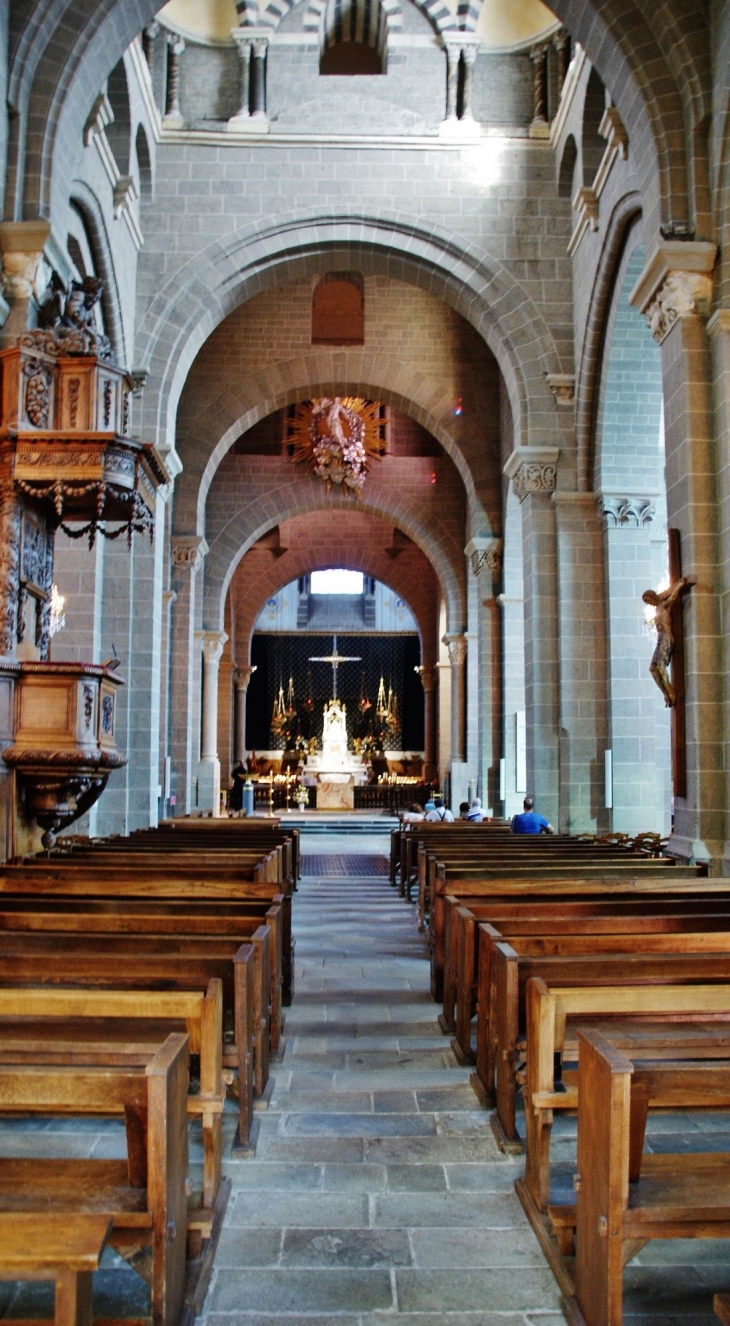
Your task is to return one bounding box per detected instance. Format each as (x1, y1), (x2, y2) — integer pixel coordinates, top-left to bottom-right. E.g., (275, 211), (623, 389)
(302, 0), (403, 38)
(258, 0), (455, 35)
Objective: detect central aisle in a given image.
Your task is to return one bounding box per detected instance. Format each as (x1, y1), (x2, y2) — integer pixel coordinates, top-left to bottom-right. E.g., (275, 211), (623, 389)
(202, 856), (563, 1323)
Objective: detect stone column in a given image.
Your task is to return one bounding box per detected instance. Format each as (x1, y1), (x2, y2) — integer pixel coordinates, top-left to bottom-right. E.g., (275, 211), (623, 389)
(169, 536), (207, 815)
(417, 665), (437, 781)
(460, 43), (478, 123)
(708, 308), (730, 869)
(505, 447), (560, 827)
(142, 21), (159, 66)
(197, 629), (228, 816)
(443, 634), (467, 761)
(228, 31), (252, 131)
(465, 537), (502, 813)
(0, 220), (51, 342)
(234, 664), (256, 762)
(596, 492), (664, 836)
(630, 241), (722, 864)
(163, 34), (185, 128)
(159, 587), (176, 812)
(553, 29), (570, 96)
(250, 38), (268, 120)
(529, 43), (549, 138)
(553, 492), (609, 833)
(200, 631), (227, 761)
(443, 41), (460, 125)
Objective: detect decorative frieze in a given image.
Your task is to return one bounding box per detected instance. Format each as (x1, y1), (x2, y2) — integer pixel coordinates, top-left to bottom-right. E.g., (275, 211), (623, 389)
(598, 494), (657, 529)
(504, 446), (559, 503)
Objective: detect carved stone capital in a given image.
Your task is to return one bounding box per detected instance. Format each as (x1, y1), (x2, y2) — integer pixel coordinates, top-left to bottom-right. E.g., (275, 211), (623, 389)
(234, 663), (257, 691)
(251, 37), (269, 57)
(598, 493), (658, 529)
(167, 33), (185, 56)
(113, 175), (139, 220)
(198, 630), (228, 667)
(545, 373), (575, 406)
(0, 221), (52, 304)
(504, 446), (559, 503)
(171, 535), (208, 569)
(443, 633), (467, 667)
(644, 271), (714, 344)
(629, 240), (717, 343)
(464, 536), (502, 576)
(415, 665), (435, 691)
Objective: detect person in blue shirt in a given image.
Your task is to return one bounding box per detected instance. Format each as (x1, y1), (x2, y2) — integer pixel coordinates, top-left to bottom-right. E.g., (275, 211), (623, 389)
(511, 796), (554, 835)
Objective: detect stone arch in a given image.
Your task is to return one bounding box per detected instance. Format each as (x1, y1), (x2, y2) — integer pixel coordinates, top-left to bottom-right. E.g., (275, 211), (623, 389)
(105, 56), (132, 176)
(229, 511), (441, 666)
(134, 122), (153, 203)
(581, 67), (607, 187)
(68, 182), (127, 365)
(133, 211), (566, 462)
(203, 469), (466, 636)
(268, 0), (434, 36)
(573, 192), (642, 490)
(9, 0), (704, 238)
(557, 133), (578, 199)
(176, 351), (493, 539)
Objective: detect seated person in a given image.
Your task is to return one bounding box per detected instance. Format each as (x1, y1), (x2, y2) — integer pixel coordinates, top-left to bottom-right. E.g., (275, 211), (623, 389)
(401, 803), (425, 823)
(511, 795), (554, 834)
(465, 797), (484, 822)
(425, 795), (454, 822)
(459, 801), (470, 820)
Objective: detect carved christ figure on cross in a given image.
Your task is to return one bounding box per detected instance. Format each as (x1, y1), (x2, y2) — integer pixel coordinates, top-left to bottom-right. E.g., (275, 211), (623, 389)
(309, 635), (361, 699)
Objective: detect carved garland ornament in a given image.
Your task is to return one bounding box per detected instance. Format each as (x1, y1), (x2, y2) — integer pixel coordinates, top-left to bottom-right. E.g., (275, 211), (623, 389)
(288, 397), (384, 496)
(24, 360), (52, 428)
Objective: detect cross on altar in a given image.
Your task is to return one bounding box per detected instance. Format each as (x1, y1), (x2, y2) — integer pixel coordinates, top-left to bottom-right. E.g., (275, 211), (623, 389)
(308, 635), (361, 699)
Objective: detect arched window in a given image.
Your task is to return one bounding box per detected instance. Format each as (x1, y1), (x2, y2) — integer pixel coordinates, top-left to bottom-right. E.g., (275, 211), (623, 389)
(106, 58), (132, 174)
(135, 124), (153, 202)
(557, 134), (577, 199)
(319, 0), (387, 74)
(312, 272), (365, 344)
(581, 68), (607, 186)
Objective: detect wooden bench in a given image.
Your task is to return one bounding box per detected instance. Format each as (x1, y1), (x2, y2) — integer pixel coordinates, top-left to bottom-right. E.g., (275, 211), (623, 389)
(491, 944), (730, 1153)
(517, 981), (730, 1295)
(427, 867), (705, 1001)
(565, 1026), (730, 1326)
(0, 1033), (190, 1326)
(0, 1212), (112, 1326)
(0, 984), (226, 1206)
(443, 893), (730, 1053)
(459, 895), (730, 1090)
(0, 935), (268, 1118)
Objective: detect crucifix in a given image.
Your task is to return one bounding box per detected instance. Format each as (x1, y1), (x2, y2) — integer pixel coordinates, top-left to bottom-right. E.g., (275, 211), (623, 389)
(308, 634), (361, 699)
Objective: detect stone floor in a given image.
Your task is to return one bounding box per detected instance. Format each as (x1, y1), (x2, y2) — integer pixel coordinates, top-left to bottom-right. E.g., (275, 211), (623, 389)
(1, 841), (730, 1323)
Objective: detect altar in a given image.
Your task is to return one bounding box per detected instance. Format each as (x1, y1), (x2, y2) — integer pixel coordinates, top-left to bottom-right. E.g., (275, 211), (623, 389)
(306, 700), (368, 801)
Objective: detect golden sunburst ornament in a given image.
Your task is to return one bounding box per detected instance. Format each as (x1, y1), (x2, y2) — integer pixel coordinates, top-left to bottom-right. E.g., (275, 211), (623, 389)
(288, 397), (385, 495)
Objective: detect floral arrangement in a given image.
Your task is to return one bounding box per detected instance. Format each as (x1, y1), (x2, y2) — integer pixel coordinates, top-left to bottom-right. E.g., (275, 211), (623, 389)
(292, 782), (309, 806)
(288, 397), (385, 496)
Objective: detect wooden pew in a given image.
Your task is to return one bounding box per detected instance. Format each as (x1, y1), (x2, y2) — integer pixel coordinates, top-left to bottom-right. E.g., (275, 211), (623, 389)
(0, 984), (227, 1206)
(396, 821), (511, 898)
(0, 935), (269, 1113)
(491, 943), (730, 1153)
(443, 893), (730, 1051)
(0, 1212), (112, 1326)
(519, 981), (730, 1270)
(0, 1034), (190, 1326)
(451, 895), (730, 1081)
(427, 866), (704, 1001)
(566, 1027), (730, 1326)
